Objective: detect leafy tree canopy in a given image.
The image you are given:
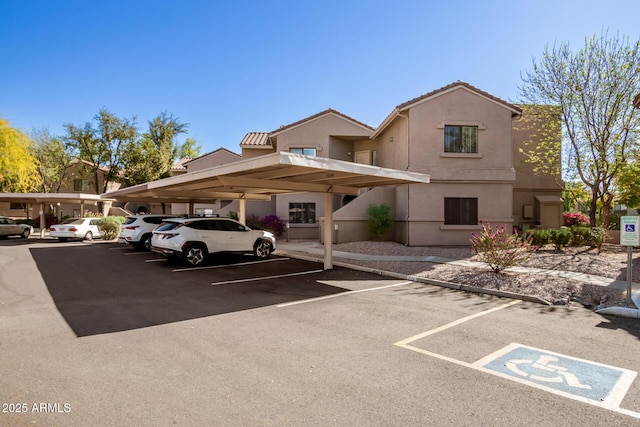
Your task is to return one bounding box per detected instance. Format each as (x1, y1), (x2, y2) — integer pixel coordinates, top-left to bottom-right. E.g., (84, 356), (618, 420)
(519, 30), (640, 227)
(0, 118), (41, 192)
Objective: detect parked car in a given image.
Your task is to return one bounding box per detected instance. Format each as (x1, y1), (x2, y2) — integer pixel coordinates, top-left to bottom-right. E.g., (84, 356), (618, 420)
(118, 214), (178, 251)
(151, 217), (276, 267)
(49, 218), (102, 242)
(0, 216), (33, 239)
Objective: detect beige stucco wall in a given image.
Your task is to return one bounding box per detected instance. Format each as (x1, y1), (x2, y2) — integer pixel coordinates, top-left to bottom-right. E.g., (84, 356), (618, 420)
(274, 113), (372, 159)
(186, 150), (241, 172)
(511, 105), (563, 229)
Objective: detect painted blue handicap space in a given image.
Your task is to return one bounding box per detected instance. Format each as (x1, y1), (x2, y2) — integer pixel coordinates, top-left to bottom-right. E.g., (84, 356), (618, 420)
(478, 343), (637, 405)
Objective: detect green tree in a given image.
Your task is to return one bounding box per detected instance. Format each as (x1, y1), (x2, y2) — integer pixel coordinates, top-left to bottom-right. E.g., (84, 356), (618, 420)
(616, 148), (640, 208)
(0, 118), (41, 192)
(65, 109), (138, 195)
(121, 112), (189, 186)
(519, 30), (640, 227)
(31, 127), (75, 193)
(179, 137), (201, 159)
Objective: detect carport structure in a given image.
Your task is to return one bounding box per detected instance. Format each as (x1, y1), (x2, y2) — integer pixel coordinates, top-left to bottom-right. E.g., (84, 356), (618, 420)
(0, 193), (114, 238)
(104, 152), (430, 269)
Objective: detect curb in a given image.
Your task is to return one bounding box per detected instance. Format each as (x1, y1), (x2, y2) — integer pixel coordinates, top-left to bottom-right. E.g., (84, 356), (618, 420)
(276, 250), (552, 306)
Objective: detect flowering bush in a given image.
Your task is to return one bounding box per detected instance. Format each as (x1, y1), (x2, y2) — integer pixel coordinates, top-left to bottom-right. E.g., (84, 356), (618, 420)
(245, 214), (286, 237)
(471, 222), (537, 274)
(563, 212), (590, 227)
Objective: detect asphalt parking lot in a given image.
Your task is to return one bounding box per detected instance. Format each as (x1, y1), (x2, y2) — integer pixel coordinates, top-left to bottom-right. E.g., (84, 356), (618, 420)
(2, 237), (640, 426)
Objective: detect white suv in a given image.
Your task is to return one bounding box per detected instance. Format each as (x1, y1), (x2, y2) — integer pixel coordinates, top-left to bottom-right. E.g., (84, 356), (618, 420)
(118, 214), (178, 250)
(150, 217), (276, 266)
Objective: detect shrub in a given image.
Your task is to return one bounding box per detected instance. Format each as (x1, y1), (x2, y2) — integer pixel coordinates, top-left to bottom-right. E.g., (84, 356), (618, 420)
(471, 222), (537, 274)
(244, 214), (287, 237)
(260, 215), (287, 237)
(589, 226), (609, 251)
(563, 212), (590, 227)
(569, 226), (592, 246)
(367, 203), (394, 240)
(528, 228), (551, 247)
(548, 228), (573, 250)
(245, 214), (262, 230)
(97, 216), (125, 240)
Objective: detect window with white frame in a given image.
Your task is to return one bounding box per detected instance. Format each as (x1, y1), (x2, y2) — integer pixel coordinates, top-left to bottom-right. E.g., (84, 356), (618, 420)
(289, 147), (317, 156)
(444, 197), (478, 225)
(289, 202), (316, 224)
(444, 125), (478, 153)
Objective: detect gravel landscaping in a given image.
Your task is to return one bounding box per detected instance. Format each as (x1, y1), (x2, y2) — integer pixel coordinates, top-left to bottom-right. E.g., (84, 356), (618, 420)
(331, 241), (640, 310)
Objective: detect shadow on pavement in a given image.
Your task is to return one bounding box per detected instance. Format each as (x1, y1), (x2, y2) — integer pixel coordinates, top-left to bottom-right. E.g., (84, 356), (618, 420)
(30, 244), (349, 337)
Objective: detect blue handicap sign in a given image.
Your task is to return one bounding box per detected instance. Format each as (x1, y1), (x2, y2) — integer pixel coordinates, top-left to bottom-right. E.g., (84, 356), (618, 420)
(625, 224), (635, 232)
(482, 344), (633, 403)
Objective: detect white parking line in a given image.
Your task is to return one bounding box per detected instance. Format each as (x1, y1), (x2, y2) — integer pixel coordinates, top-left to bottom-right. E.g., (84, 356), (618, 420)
(394, 300), (640, 419)
(173, 257), (290, 272)
(211, 269), (323, 286)
(278, 281), (413, 307)
(144, 258), (167, 263)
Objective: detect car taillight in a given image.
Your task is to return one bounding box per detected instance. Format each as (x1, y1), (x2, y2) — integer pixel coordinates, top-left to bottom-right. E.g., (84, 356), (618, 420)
(49, 227), (55, 231)
(125, 226), (139, 230)
(162, 233), (178, 239)
(69, 227), (78, 232)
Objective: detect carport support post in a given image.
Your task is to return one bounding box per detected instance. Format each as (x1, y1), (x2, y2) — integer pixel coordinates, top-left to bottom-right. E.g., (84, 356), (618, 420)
(238, 198), (246, 225)
(39, 202), (46, 238)
(324, 192), (333, 270)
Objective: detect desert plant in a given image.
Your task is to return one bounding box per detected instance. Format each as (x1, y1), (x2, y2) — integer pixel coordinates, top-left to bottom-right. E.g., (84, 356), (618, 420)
(97, 216), (125, 240)
(471, 222), (537, 273)
(367, 203), (394, 240)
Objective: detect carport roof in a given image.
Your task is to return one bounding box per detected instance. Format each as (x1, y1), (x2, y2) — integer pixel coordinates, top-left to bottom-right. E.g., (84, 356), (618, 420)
(0, 192), (113, 204)
(104, 152), (430, 202)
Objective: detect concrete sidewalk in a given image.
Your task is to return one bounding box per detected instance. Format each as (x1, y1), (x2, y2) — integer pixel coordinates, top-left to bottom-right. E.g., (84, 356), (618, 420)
(275, 241), (640, 311)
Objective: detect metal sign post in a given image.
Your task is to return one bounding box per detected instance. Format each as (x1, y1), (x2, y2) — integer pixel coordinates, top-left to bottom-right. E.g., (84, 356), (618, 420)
(620, 216), (640, 307)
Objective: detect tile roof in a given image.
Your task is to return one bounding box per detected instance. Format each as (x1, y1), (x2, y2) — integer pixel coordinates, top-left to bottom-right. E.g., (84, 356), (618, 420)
(371, 81), (522, 139)
(397, 81), (522, 114)
(239, 132), (272, 147)
(179, 147), (241, 165)
(270, 108), (374, 135)
(170, 157), (193, 171)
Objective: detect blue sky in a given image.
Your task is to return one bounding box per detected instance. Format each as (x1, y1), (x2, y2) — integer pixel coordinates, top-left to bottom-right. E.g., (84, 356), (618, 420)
(2, 0), (639, 155)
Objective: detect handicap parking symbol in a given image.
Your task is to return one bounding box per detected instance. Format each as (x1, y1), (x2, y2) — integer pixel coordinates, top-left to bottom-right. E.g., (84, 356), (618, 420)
(479, 344), (637, 405)
(625, 224), (635, 232)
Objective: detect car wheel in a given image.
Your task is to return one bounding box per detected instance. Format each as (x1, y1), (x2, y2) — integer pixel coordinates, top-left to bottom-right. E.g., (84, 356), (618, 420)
(253, 239), (272, 259)
(20, 228), (30, 238)
(142, 234), (153, 251)
(183, 244), (206, 267)
(84, 231), (93, 241)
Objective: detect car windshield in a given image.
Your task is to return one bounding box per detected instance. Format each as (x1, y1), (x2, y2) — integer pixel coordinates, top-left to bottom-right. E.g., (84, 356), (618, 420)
(61, 218), (85, 225)
(123, 217), (137, 225)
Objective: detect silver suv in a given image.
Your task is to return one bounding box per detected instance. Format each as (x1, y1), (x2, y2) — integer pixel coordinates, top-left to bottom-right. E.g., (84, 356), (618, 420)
(151, 217), (276, 267)
(118, 214), (178, 250)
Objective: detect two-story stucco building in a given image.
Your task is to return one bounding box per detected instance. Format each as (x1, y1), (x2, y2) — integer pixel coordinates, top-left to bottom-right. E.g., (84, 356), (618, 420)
(174, 81), (562, 245)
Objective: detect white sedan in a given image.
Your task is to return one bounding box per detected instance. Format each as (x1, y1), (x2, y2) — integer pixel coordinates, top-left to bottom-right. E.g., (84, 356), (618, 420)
(49, 218), (102, 241)
(0, 216), (33, 239)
